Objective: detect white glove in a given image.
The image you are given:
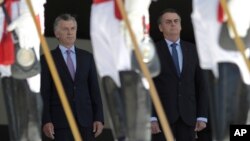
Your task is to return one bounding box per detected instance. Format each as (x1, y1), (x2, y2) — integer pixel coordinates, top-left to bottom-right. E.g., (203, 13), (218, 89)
(7, 12), (39, 50)
(6, 0), (46, 50)
(0, 65), (11, 77)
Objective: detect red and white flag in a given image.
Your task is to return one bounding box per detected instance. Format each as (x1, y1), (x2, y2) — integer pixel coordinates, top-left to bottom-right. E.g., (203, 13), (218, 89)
(192, 0), (250, 140)
(191, 0), (250, 85)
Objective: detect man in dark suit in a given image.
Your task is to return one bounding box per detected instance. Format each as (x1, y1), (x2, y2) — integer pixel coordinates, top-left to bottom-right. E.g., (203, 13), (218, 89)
(41, 14), (104, 141)
(151, 9), (208, 141)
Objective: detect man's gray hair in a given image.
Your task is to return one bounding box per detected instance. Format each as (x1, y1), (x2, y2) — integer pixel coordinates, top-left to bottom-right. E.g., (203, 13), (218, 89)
(53, 14), (77, 31)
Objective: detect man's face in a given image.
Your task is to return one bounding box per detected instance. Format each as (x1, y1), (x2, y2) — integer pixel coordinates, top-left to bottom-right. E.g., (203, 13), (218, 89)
(54, 20), (77, 48)
(158, 12), (182, 38)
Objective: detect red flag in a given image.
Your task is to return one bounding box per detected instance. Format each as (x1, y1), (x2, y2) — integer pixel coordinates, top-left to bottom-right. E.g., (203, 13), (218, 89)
(0, 0), (15, 65)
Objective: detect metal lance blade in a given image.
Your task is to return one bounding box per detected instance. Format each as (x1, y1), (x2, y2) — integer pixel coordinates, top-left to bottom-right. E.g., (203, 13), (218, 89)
(26, 91), (43, 141)
(120, 71), (151, 141)
(102, 76), (127, 141)
(204, 63), (250, 140)
(1, 78), (21, 141)
(1, 77), (42, 141)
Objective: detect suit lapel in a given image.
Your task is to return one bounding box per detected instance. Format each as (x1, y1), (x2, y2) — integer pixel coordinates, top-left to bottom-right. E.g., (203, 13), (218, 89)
(160, 40), (180, 77)
(180, 41), (188, 78)
(74, 48), (81, 83)
(54, 47), (74, 82)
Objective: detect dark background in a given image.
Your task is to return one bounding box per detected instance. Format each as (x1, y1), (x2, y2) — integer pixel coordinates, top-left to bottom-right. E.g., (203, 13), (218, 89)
(44, 0), (194, 43)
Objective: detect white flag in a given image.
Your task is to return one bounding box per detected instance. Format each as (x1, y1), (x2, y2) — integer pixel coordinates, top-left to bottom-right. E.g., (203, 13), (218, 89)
(191, 0), (250, 84)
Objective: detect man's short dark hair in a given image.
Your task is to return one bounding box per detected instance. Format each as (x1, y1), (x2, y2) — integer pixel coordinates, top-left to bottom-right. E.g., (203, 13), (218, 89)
(157, 8), (181, 25)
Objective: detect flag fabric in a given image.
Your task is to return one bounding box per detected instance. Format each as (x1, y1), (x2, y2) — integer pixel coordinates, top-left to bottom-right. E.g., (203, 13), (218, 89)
(192, 0), (250, 140)
(90, 0), (153, 141)
(91, 0), (132, 87)
(91, 0), (152, 87)
(0, 0), (15, 65)
(192, 0), (250, 85)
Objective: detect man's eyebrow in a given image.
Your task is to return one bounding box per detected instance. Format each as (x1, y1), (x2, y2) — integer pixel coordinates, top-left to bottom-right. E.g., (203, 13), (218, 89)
(165, 19), (180, 20)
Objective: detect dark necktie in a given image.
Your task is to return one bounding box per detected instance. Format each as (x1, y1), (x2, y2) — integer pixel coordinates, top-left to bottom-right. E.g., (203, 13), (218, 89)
(66, 50), (75, 80)
(170, 43), (180, 76)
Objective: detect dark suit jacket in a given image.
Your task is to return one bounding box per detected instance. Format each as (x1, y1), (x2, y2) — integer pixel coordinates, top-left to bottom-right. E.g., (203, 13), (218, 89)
(153, 39), (208, 126)
(41, 47), (104, 129)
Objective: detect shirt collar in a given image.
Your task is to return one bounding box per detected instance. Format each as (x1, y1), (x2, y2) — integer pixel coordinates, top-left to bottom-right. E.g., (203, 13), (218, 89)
(165, 39), (180, 47)
(59, 45), (76, 54)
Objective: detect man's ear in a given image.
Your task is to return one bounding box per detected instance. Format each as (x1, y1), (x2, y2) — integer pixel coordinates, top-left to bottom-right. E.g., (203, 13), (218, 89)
(158, 24), (163, 32)
(54, 30), (59, 38)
